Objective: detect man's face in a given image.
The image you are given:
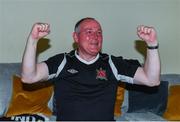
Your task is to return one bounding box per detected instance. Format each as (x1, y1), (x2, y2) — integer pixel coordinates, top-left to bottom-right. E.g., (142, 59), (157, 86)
(74, 19), (103, 57)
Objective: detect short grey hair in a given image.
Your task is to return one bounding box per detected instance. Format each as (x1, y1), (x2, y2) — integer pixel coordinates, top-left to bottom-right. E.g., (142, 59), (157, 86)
(74, 17), (95, 33)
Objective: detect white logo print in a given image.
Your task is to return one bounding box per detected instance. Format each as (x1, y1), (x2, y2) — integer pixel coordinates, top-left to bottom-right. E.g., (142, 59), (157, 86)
(67, 69), (78, 74)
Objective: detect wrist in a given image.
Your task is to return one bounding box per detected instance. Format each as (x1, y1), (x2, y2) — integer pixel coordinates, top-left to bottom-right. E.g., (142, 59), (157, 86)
(147, 43), (159, 50)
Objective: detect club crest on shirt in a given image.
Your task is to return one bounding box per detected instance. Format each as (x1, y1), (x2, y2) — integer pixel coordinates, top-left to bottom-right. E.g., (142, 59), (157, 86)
(96, 68), (107, 80)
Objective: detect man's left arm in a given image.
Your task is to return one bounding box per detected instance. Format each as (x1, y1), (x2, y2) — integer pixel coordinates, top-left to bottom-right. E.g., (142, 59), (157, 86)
(133, 25), (161, 86)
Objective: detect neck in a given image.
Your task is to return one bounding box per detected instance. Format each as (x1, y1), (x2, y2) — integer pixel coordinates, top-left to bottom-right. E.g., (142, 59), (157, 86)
(76, 50), (98, 62)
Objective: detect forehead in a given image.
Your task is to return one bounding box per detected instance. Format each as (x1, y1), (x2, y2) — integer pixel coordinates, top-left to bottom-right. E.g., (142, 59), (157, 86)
(79, 19), (102, 30)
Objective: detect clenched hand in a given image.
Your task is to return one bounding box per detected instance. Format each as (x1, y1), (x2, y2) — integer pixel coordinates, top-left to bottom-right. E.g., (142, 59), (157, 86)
(30, 23), (50, 40)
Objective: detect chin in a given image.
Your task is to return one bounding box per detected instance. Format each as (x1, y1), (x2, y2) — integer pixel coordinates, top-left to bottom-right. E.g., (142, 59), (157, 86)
(90, 50), (100, 56)
(88, 47), (101, 55)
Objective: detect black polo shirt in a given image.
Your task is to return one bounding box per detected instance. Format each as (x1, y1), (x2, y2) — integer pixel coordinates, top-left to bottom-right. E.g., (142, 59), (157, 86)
(44, 50), (140, 120)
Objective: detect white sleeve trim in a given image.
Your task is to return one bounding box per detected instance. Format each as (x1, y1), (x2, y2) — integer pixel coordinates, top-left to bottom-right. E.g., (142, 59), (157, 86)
(48, 54), (67, 80)
(108, 55), (134, 84)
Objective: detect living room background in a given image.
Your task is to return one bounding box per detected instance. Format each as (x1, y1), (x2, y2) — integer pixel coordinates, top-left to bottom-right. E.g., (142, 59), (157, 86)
(0, 0), (179, 74)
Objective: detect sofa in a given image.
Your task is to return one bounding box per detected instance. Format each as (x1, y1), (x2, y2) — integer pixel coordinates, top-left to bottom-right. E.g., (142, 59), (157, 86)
(0, 62), (180, 121)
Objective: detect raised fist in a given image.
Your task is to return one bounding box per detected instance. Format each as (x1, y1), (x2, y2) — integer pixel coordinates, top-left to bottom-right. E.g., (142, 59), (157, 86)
(137, 25), (158, 45)
(30, 23), (50, 40)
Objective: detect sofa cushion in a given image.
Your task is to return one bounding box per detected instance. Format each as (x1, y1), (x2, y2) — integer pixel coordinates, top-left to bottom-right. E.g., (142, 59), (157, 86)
(0, 63), (21, 116)
(114, 83), (125, 116)
(5, 75), (53, 117)
(163, 85), (180, 120)
(126, 81), (169, 116)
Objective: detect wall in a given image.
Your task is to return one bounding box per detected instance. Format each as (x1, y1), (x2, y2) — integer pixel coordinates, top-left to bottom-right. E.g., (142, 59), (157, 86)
(0, 0), (179, 74)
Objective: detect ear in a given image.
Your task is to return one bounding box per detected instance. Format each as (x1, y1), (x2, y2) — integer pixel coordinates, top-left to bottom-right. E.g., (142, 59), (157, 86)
(72, 32), (79, 43)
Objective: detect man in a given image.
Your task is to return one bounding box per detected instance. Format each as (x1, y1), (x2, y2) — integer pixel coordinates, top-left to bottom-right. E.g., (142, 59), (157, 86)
(21, 17), (160, 120)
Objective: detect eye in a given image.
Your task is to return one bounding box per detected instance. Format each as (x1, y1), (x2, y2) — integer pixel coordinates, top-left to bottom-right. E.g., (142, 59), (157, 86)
(86, 30), (93, 34)
(97, 31), (102, 35)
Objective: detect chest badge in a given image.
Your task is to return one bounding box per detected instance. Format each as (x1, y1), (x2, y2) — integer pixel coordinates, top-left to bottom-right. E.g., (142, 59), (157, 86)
(96, 68), (108, 80)
(67, 69), (78, 74)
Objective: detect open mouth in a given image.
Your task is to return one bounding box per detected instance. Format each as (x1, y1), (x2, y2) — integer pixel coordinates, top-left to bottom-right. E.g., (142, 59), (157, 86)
(90, 42), (99, 46)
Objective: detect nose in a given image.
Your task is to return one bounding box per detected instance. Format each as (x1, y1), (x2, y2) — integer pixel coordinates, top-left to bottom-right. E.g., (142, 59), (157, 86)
(93, 32), (99, 40)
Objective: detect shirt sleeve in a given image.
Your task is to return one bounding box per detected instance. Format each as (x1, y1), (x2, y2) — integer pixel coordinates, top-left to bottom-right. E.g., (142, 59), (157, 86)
(110, 55), (141, 83)
(44, 53), (65, 80)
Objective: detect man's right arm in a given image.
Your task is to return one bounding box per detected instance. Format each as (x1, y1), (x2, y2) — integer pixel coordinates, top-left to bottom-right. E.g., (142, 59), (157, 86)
(21, 23), (50, 84)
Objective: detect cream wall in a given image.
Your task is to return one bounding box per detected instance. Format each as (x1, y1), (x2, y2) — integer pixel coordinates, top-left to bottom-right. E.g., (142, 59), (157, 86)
(0, 0), (180, 74)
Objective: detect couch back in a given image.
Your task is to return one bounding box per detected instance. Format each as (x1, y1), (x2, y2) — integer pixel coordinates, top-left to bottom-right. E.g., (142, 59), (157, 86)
(161, 74), (180, 86)
(0, 63), (53, 117)
(1, 63), (179, 117)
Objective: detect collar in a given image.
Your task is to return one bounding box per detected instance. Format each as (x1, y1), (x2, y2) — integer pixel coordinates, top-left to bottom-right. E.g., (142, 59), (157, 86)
(75, 50), (99, 65)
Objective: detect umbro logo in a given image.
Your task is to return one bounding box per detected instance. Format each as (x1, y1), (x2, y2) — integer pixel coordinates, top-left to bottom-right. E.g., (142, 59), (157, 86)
(67, 69), (78, 74)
